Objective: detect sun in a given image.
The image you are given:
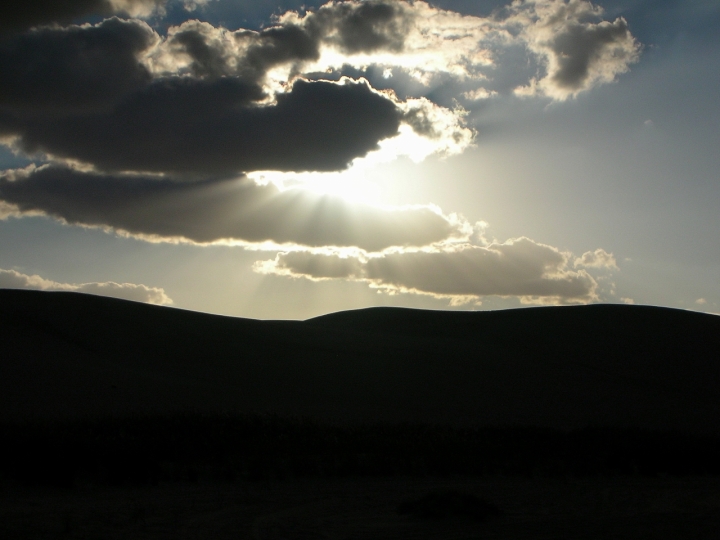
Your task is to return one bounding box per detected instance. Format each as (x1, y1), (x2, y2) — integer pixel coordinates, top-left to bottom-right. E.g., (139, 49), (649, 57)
(248, 166), (384, 205)
(298, 173), (383, 203)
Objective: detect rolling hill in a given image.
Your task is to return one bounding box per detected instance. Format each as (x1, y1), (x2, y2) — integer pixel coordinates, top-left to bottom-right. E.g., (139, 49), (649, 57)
(2, 289), (719, 433)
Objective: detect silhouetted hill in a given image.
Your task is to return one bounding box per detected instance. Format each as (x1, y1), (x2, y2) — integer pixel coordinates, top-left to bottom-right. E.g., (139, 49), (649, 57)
(2, 289), (719, 433)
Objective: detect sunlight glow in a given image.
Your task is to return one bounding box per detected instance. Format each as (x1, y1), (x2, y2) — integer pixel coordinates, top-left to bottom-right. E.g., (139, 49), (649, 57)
(248, 168), (383, 204)
(247, 116), (470, 204)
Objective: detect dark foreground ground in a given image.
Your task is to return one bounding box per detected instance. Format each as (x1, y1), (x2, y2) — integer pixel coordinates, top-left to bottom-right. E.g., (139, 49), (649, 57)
(2, 414), (720, 539)
(3, 291), (720, 537)
(3, 475), (720, 539)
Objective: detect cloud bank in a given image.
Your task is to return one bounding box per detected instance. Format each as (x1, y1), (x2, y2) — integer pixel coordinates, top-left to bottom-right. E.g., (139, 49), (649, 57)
(0, 8), (474, 177)
(256, 237), (601, 305)
(0, 268), (172, 305)
(0, 1), (636, 307)
(0, 0), (638, 176)
(0, 165), (464, 250)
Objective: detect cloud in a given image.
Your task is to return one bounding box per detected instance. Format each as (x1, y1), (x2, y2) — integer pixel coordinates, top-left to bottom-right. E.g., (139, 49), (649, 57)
(258, 251), (365, 280)
(0, 18), (157, 116)
(0, 1), (638, 179)
(280, 0), (495, 79)
(0, 0), (165, 35)
(0, 165), (465, 250)
(510, 0), (641, 99)
(574, 248), (618, 269)
(0, 268), (172, 305)
(7, 77), (404, 175)
(257, 237), (599, 304)
(278, 0), (639, 99)
(0, 0), (640, 285)
(0, 200), (22, 219)
(0, 11), (473, 176)
(463, 88), (498, 101)
(298, 0), (415, 55)
(696, 298), (707, 305)
(154, 19), (322, 82)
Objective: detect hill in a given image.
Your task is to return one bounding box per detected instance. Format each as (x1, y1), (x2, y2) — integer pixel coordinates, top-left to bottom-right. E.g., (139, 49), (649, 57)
(2, 289), (719, 433)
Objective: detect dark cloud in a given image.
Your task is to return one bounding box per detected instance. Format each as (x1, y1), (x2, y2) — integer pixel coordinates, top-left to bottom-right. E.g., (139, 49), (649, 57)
(0, 4), (471, 176)
(266, 251), (364, 279)
(162, 1), (416, 86)
(512, 0), (640, 99)
(261, 238), (599, 303)
(168, 1), (414, 84)
(0, 1), (636, 178)
(0, 0), (163, 35)
(303, 0), (413, 54)
(5, 78), (401, 175)
(0, 166), (461, 250)
(1, 0), (112, 34)
(242, 24), (321, 79)
(170, 23), (231, 78)
(0, 18), (155, 116)
(549, 17), (636, 91)
(169, 21), (320, 80)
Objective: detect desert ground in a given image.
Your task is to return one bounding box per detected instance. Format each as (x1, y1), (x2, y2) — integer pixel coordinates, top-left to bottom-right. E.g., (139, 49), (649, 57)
(3, 475), (720, 539)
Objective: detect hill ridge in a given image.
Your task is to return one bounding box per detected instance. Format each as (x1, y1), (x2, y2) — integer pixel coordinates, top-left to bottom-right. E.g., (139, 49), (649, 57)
(2, 289), (719, 433)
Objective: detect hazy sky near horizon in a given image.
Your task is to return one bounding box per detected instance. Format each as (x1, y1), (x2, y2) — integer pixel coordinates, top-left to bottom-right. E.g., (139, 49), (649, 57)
(0, 0), (718, 319)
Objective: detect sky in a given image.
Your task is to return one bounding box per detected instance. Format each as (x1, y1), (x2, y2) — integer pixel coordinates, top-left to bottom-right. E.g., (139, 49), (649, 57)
(0, 0), (718, 319)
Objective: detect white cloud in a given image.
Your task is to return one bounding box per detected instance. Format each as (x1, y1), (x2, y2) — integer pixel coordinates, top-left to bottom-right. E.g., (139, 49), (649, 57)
(109, 0), (166, 18)
(574, 248), (618, 269)
(0, 201), (21, 219)
(463, 88), (498, 101)
(0, 268), (172, 305)
(696, 298), (707, 305)
(180, 0), (213, 11)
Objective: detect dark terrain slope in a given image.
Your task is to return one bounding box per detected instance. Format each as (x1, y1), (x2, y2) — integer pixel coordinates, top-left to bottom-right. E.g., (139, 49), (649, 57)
(1, 289), (719, 432)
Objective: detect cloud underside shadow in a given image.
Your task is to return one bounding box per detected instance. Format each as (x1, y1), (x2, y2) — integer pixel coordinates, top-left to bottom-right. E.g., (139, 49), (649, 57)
(256, 238), (603, 305)
(2, 76), (404, 175)
(0, 166), (461, 251)
(0, 268), (172, 305)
